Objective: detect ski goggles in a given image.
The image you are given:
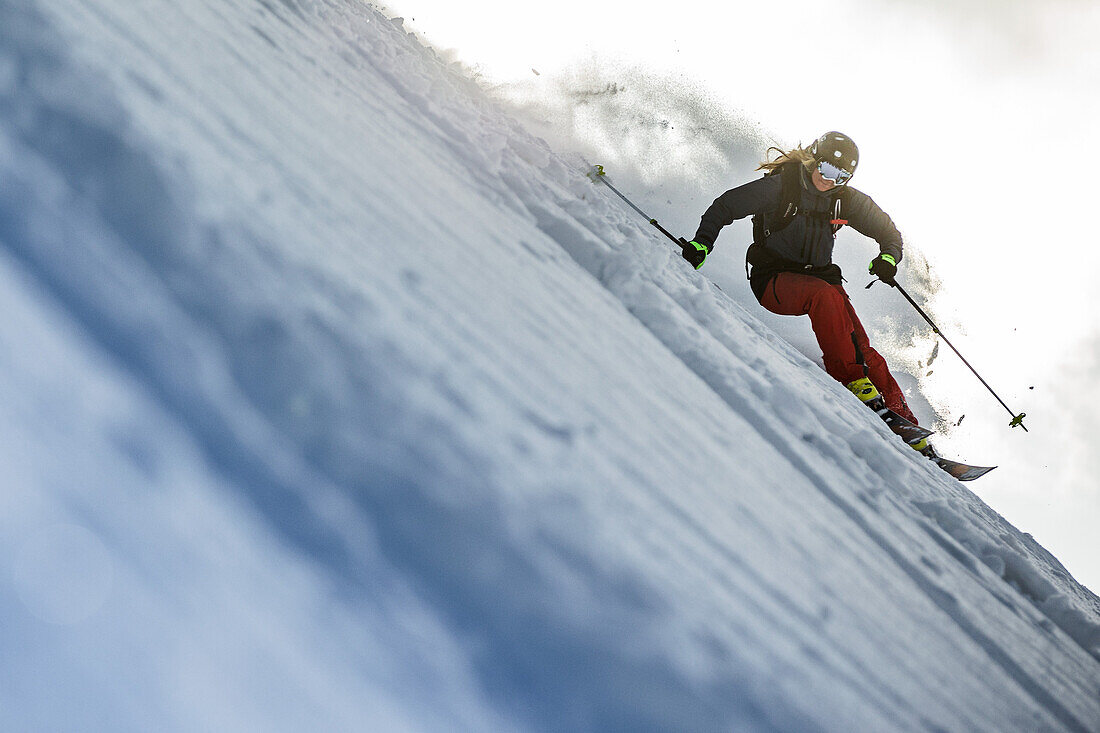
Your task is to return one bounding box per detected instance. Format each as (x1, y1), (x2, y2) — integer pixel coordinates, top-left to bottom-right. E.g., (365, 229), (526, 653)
(817, 160), (853, 185)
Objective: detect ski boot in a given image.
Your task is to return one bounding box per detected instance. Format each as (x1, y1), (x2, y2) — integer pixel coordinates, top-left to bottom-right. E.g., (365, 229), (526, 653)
(846, 377), (933, 445)
(846, 377), (886, 412)
(908, 437), (939, 459)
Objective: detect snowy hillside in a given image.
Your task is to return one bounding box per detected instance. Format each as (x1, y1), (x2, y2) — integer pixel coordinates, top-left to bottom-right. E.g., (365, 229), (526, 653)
(1, 0), (1098, 731)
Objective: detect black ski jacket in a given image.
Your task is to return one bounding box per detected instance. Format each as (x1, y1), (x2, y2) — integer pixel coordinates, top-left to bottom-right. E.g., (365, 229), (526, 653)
(691, 166), (904, 300)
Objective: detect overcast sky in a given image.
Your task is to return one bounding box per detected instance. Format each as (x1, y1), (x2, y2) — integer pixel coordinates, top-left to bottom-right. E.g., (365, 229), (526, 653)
(377, 0), (1100, 592)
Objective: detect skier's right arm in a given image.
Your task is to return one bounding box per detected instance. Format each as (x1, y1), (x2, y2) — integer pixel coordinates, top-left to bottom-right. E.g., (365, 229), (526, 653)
(691, 176), (781, 251)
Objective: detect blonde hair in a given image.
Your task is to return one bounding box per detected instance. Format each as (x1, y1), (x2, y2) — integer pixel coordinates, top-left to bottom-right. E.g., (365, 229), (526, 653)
(756, 144), (817, 174)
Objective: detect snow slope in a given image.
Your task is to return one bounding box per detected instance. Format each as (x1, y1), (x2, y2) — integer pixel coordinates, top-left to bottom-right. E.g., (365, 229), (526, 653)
(1, 0), (1098, 730)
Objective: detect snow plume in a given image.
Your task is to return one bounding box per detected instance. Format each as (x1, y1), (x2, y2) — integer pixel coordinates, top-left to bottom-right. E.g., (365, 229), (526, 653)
(2, 0), (1099, 731)
(501, 61), (766, 189)
(497, 59), (782, 257)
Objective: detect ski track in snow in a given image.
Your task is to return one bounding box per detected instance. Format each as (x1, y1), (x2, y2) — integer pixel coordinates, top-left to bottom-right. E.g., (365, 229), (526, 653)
(1, 0), (1098, 731)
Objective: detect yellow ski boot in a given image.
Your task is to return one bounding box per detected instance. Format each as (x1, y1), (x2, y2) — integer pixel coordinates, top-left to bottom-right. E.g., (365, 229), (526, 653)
(846, 377), (933, 444)
(846, 377), (886, 413)
(909, 437), (941, 459)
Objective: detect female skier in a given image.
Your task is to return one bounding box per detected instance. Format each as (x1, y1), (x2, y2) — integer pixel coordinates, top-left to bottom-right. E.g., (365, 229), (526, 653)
(682, 132), (925, 445)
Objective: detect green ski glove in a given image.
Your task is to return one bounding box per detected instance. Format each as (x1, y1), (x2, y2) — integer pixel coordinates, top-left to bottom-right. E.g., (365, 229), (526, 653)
(869, 253), (897, 285)
(682, 240), (709, 269)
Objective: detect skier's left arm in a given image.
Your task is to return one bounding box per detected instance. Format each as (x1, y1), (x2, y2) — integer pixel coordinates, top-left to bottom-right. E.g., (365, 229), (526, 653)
(843, 188), (904, 264)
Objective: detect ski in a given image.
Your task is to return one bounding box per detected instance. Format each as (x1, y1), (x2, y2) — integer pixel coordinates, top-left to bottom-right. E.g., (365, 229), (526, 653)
(871, 406), (994, 480)
(876, 407), (934, 444)
(914, 441), (996, 481)
(925, 453), (996, 481)
(852, 379), (994, 482)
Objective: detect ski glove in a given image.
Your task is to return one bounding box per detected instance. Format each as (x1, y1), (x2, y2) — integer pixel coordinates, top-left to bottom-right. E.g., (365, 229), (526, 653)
(681, 239), (709, 270)
(869, 253), (897, 285)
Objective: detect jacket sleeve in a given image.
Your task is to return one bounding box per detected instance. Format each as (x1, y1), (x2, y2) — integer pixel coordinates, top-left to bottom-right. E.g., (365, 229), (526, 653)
(843, 187), (904, 263)
(691, 175), (782, 250)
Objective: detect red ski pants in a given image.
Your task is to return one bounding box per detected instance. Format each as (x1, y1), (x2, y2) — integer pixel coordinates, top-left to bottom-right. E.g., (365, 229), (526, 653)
(759, 272), (918, 424)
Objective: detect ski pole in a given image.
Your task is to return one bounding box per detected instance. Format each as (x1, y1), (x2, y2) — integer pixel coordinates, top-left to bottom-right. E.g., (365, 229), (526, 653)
(587, 165), (692, 252)
(873, 279), (1028, 432)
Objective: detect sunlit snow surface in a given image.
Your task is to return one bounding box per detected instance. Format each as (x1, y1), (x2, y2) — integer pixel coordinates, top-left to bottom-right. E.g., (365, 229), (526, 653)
(1, 0), (1098, 731)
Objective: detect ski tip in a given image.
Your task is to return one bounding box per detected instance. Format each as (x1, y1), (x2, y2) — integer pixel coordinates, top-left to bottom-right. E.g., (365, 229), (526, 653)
(938, 460), (997, 481)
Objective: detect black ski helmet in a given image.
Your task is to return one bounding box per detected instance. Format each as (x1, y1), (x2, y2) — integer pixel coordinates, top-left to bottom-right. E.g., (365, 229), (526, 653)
(811, 131), (859, 176)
